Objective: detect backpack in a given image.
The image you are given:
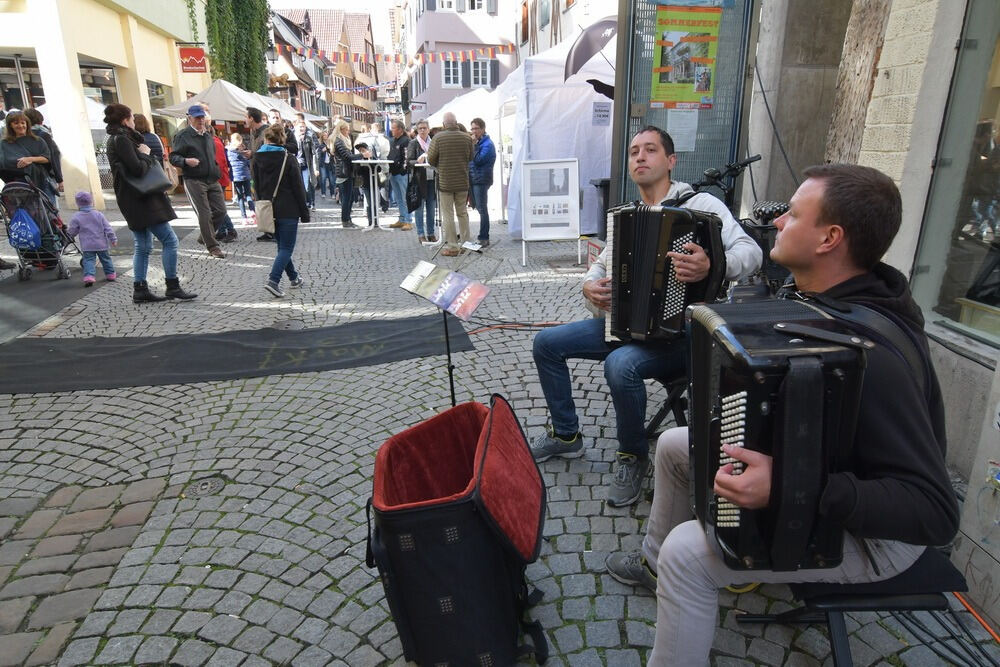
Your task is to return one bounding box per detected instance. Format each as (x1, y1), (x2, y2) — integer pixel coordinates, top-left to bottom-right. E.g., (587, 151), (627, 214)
(8, 207), (41, 250)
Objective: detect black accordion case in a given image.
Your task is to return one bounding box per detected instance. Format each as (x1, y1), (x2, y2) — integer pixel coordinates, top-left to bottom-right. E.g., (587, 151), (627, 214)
(606, 204), (727, 343)
(687, 299), (869, 571)
(366, 394), (548, 665)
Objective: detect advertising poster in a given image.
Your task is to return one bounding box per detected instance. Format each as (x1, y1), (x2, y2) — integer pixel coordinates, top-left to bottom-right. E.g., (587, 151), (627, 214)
(650, 5), (722, 109)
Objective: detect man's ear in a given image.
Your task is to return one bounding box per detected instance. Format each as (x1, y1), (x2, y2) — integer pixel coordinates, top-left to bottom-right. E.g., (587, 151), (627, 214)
(816, 224), (847, 257)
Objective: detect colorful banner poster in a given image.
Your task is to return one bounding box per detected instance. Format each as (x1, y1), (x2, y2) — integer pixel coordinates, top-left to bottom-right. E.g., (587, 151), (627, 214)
(650, 5), (722, 109)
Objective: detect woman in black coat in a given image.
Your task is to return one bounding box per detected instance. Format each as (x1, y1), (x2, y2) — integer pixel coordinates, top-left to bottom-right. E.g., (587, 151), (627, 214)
(253, 123), (310, 298)
(104, 103), (195, 303)
(331, 120), (359, 229)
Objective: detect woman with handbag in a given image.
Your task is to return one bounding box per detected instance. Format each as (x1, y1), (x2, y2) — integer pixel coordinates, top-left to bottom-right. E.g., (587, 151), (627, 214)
(104, 103), (196, 303)
(406, 119), (438, 243)
(253, 123), (310, 298)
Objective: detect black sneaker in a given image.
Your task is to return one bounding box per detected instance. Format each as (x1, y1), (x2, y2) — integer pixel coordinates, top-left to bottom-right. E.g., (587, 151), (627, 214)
(264, 280), (284, 298)
(607, 452), (650, 507)
(257, 233), (275, 242)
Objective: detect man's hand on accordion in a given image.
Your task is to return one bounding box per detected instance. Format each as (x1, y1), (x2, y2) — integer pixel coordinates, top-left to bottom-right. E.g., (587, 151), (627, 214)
(583, 277), (612, 312)
(667, 243), (711, 283)
(714, 444), (772, 510)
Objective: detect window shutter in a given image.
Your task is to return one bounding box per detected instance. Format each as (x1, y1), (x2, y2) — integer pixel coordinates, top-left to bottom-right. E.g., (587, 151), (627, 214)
(489, 59), (499, 89)
(461, 61), (471, 88)
(487, 0), (497, 15)
(457, 0), (467, 12)
(426, 0), (436, 10)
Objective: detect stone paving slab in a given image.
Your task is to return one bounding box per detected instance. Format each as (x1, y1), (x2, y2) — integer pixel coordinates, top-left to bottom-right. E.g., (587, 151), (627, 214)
(0, 197), (995, 665)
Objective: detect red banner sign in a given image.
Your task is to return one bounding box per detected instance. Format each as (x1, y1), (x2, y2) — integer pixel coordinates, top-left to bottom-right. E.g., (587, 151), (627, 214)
(179, 47), (207, 73)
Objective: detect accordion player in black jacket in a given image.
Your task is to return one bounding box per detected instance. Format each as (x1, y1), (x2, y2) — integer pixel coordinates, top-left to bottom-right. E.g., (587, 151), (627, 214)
(604, 163), (960, 666)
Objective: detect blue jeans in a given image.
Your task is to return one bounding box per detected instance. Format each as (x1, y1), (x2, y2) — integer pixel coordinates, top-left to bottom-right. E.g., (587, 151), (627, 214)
(133, 222), (178, 282)
(214, 212), (236, 238)
(300, 168), (314, 208)
(233, 180), (254, 217)
(269, 217), (300, 285)
(339, 179), (354, 223)
(471, 183), (490, 240)
(389, 173), (412, 222)
(82, 250), (114, 278)
(532, 317), (688, 458)
(318, 165), (335, 196)
(414, 184), (437, 237)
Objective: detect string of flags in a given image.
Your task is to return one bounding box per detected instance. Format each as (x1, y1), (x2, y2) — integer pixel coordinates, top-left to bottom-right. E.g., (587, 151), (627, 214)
(274, 42), (515, 65)
(327, 81), (397, 93)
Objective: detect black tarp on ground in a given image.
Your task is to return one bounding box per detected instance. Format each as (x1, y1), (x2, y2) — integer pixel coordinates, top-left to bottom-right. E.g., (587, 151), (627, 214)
(0, 313), (473, 394)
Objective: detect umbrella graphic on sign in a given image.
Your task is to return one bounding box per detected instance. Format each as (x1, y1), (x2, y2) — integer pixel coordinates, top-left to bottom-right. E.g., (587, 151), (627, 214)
(564, 17), (617, 99)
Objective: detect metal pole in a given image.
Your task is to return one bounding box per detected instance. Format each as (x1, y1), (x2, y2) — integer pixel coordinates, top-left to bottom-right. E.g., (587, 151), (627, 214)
(12, 54), (30, 108)
(442, 309), (456, 407)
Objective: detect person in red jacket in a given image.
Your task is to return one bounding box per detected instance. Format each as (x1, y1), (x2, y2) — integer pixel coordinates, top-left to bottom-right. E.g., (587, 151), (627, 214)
(201, 105), (237, 243)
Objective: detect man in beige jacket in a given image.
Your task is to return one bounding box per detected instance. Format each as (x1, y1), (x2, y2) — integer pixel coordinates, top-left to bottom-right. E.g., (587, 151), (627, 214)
(427, 112), (474, 256)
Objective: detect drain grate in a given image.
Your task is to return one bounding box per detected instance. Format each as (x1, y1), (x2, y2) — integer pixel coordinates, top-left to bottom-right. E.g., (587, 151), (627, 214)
(185, 476), (225, 497)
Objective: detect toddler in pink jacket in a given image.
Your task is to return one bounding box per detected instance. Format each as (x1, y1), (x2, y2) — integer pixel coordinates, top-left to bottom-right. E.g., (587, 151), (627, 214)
(67, 191), (117, 286)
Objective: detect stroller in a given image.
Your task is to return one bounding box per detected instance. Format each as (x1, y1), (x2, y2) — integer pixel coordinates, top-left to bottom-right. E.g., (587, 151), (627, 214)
(1, 177), (78, 281)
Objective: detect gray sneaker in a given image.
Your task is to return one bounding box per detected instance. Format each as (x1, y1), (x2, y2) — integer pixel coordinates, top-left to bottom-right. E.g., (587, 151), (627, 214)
(264, 280), (285, 298)
(605, 550), (657, 592)
(607, 452), (650, 507)
(530, 430), (584, 462)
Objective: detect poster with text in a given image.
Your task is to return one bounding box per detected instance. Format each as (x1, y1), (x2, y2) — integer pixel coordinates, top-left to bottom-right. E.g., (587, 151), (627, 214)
(650, 5), (722, 110)
(522, 159), (580, 241)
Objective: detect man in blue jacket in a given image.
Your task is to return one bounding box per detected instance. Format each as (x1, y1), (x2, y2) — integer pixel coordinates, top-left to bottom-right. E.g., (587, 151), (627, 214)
(469, 118), (496, 247)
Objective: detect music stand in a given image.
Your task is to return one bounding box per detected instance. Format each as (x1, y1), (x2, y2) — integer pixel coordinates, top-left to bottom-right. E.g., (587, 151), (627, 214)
(400, 261), (492, 406)
(355, 159), (392, 230)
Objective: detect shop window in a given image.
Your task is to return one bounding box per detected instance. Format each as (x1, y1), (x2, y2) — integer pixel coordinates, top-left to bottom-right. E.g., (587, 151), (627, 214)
(911, 0), (1000, 343)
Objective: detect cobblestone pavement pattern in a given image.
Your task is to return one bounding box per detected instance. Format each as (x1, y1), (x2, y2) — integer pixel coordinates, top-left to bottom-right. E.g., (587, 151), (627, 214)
(0, 196), (997, 666)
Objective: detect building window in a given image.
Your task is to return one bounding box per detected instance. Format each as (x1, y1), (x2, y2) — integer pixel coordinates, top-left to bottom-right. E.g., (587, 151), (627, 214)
(469, 0), (484, 9)
(539, 0), (550, 28)
(910, 0), (1000, 344)
(471, 60), (489, 87)
(442, 60), (460, 87)
(439, 0), (455, 10)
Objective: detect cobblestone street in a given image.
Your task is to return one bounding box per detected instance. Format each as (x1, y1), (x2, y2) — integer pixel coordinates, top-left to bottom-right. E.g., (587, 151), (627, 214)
(0, 195), (996, 666)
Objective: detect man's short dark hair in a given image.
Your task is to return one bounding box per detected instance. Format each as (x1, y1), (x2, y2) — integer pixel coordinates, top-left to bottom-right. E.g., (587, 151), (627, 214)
(391, 119), (405, 132)
(246, 107), (263, 123)
(802, 163), (902, 271)
(635, 125), (674, 156)
(471, 117), (485, 130)
(23, 108), (43, 126)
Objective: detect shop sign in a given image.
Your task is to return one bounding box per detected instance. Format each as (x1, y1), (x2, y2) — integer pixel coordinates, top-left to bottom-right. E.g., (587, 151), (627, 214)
(180, 47), (207, 73)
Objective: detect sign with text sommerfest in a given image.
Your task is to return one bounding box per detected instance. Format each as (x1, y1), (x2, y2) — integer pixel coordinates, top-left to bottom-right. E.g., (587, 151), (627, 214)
(650, 5), (721, 109)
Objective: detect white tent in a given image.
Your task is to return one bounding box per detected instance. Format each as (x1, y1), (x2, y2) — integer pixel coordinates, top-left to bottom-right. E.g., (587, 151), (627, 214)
(426, 88), (498, 128)
(154, 79), (327, 129)
(494, 32), (616, 237)
(154, 79), (262, 121)
(38, 96), (107, 131)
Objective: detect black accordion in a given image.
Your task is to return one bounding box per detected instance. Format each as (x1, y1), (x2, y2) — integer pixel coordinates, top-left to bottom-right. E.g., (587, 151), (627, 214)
(688, 299), (868, 571)
(605, 204), (726, 343)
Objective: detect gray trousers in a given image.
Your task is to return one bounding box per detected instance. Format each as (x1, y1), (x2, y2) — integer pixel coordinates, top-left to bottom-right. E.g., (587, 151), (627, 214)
(183, 178), (225, 250)
(439, 190), (469, 251)
(643, 427), (924, 666)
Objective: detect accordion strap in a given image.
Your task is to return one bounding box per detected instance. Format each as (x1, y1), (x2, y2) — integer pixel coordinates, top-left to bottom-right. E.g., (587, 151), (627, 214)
(814, 300), (928, 397)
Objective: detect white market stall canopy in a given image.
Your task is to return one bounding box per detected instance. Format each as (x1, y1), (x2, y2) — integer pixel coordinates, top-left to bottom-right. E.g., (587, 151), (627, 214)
(494, 28), (616, 238)
(426, 88), (499, 128)
(154, 79), (328, 127)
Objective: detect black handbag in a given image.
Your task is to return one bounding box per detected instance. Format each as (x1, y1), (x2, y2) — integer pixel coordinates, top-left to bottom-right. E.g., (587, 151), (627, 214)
(120, 160), (172, 195)
(406, 173), (422, 213)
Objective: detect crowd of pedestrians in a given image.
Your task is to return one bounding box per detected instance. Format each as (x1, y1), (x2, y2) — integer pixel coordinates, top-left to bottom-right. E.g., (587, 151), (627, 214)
(0, 99), (499, 293)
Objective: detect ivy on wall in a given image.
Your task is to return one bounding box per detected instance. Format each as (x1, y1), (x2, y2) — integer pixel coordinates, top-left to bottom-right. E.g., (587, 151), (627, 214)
(195, 0), (269, 94)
